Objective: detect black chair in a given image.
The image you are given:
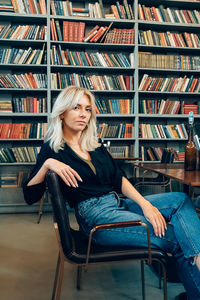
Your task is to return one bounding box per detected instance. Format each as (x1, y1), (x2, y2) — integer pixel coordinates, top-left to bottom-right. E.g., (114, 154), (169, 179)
(46, 170), (170, 300)
(131, 149), (174, 192)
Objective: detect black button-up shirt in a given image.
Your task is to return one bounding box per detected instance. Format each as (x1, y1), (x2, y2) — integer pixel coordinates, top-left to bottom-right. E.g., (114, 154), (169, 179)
(23, 142), (124, 208)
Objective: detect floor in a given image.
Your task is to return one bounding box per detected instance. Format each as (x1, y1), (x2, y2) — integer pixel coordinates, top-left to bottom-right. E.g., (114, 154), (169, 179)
(0, 212), (185, 300)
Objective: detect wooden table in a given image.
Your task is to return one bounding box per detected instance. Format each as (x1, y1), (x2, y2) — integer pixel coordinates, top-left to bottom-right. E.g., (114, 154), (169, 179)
(138, 163), (200, 187)
(138, 163), (200, 196)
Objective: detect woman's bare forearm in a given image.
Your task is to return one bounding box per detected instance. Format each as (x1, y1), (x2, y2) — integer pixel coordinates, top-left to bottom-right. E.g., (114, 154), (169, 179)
(27, 159), (51, 186)
(27, 158), (82, 187)
(121, 176), (167, 237)
(121, 176), (149, 209)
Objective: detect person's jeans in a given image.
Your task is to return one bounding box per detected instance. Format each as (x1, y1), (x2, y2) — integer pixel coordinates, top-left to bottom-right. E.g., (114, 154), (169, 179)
(75, 192), (200, 300)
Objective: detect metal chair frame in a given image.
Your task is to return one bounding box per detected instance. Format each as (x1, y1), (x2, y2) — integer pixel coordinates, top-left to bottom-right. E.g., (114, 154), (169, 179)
(46, 170), (169, 300)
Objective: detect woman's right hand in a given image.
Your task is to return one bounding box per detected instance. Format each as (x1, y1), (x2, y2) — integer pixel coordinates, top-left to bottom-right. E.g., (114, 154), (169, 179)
(45, 158), (82, 188)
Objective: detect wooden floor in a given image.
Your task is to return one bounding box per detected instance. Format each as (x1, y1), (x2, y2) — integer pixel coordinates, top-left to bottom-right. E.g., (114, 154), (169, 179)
(0, 213), (185, 300)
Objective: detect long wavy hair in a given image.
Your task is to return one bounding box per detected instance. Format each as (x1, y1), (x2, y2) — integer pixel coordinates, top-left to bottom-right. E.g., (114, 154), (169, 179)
(45, 86), (100, 152)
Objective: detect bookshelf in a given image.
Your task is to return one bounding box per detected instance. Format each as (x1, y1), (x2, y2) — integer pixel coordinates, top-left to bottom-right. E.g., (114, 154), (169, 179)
(137, 0), (200, 163)
(1, 0), (200, 212)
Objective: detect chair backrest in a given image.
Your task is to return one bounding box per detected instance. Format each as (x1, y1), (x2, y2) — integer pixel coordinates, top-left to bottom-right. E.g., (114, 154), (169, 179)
(161, 149), (174, 164)
(46, 170), (73, 257)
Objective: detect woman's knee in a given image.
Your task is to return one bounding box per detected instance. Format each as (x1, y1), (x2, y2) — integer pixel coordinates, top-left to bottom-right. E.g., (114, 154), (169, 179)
(171, 192), (190, 207)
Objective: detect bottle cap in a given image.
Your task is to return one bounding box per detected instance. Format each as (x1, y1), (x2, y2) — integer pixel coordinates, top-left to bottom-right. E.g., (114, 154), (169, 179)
(189, 111), (194, 125)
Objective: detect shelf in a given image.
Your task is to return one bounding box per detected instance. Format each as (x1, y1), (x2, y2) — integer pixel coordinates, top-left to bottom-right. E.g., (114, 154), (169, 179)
(138, 44), (200, 53)
(139, 0), (200, 9)
(97, 114), (135, 118)
(138, 114), (194, 118)
(0, 162), (36, 165)
(0, 139), (44, 141)
(0, 64), (48, 70)
(138, 91), (200, 95)
(0, 113), (48, 117)
(0, 12), (47, 22)
(50, 65), (135, 73)
(50, 15), (135, 25)
(0, 39), (47, 46)
(139, 138), (187, 141)
(138, 20), (200, 31)
(139, 68), (200, 74)
(50, 40), (135, 50)
(102, 138), (136, 141)
(51, 89), (135, 94)
(0, 88), (47, 92)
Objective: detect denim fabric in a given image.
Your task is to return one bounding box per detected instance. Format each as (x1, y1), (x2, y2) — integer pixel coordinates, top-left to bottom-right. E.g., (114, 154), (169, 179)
(75, 192), (200, 300)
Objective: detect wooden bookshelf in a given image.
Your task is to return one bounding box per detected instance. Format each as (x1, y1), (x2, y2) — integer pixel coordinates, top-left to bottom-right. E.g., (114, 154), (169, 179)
(1, 0), (200, 212)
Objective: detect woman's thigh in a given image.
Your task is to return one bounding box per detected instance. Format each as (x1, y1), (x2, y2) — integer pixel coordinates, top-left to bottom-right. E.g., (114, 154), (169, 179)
(94, 206), (179, 254)
(120, 192), (189, 221)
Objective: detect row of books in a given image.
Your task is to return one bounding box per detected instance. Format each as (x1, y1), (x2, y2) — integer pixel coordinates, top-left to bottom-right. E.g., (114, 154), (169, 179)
(140, 146), (185, 162)
(140, 99), (181, 115)
(97, 123), (134, 138)
(0, 2), (14, 12)
(51, 20), (134, 44)
(0, 100), (12, 113)
(0, 146), (40, 163)
(139, 99), (200, 115)
(0, 171), (31, 188)
(138, 30), (200, 48)
(183, 103), (199, 115)
(139, 123), (188, 139)
(139, 52), (200, 71)
(0, 73), (47, 89)
(0, 97), (47, 113)
(138, 4), (200, 24)
(12, 97), (47, 113)
(50, 0), (134, 20)
(0, 24), (47, 40)
(103, 28), (134, 44)
(10, 0), (46, 14)
(0, 123), (47, 139)
(51, 46), (133, 68)
(109, 145), (135, 158)
(51, 73), (134, 91)
(96, 98), (133, 114)
(0, 45), (46, 65)
(139, 74), (200, 93)
(51, 20), (85, 42)
(141, 146), (163, 161)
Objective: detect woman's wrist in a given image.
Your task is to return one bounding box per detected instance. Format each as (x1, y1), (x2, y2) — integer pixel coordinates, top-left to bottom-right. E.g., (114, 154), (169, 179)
(139, 198), (150, 210)
(44, 158), (53, 169)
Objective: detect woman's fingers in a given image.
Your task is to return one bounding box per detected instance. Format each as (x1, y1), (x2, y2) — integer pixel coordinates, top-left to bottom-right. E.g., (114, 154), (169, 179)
(143, 202), (167, 238)
(152, 212), (167, 237)
(69, 167), (83, 182)
(61, 166), (82, 187)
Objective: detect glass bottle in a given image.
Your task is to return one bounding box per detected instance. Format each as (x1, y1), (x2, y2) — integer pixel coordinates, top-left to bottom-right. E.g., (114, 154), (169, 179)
(184, 112), (196, 171)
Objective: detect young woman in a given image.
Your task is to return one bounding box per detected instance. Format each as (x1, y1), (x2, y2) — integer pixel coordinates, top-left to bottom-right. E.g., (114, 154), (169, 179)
(23, 86), (200, 300)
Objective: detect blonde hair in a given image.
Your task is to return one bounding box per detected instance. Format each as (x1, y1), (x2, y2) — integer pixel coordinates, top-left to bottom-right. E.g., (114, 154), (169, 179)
(45, 86), (100, 152)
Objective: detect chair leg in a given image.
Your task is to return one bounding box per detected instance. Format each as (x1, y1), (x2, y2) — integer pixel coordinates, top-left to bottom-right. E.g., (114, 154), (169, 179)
(158, 263), (162, 289)
(76, 265), (82, 290)
(37, 196), (45, 224)
(51, 253), (64, 300)
(158, 260), (168, 300)
(141, 260), (145, 300)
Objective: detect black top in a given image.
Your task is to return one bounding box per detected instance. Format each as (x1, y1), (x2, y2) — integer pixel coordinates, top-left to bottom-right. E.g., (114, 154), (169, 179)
(23, 142), (124, 208)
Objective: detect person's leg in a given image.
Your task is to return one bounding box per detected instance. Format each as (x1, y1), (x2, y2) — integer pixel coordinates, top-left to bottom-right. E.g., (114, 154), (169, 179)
(76, 192), (200, 299)
(120, 192), (200, 299)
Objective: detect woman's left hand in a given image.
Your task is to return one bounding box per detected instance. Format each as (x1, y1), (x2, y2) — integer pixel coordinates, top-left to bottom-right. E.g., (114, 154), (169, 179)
(141, 201), (167, 238)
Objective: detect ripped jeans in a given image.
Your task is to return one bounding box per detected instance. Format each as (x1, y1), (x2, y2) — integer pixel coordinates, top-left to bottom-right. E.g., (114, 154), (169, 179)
(75, 192), (200, 300)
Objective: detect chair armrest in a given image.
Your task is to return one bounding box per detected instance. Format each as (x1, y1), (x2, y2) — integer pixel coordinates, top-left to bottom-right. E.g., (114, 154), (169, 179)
(85, 220), (151, 271)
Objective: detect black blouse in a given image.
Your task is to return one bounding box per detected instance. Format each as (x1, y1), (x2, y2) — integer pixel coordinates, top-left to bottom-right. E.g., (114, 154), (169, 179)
(23, 142), (124, 208)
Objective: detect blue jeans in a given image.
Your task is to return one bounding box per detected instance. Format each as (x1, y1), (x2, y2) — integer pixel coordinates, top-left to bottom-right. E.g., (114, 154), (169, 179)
(75, 192), (200, 300)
